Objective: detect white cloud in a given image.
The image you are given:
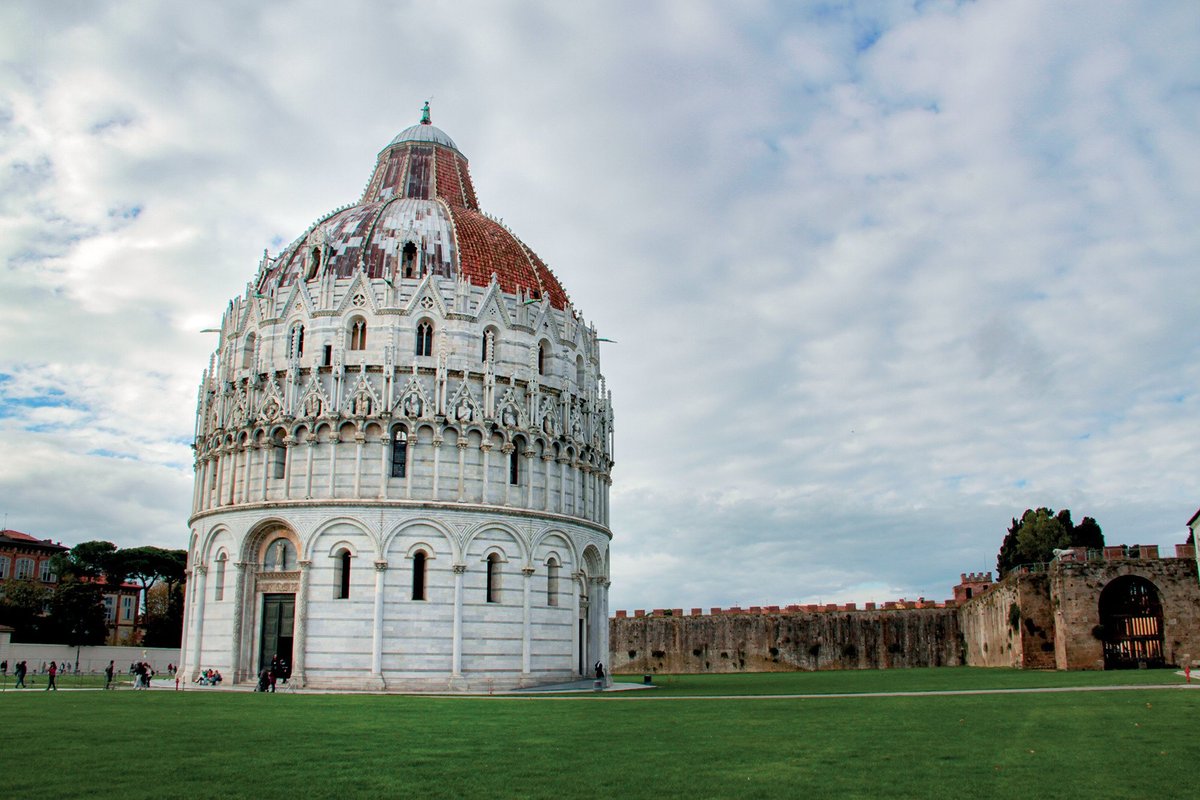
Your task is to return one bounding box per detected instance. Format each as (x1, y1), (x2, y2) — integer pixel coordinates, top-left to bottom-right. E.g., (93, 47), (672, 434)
(0, 0), (1196, 610)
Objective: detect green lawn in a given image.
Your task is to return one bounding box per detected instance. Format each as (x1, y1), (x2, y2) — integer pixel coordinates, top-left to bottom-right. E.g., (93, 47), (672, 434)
(0, 672), (128, 690)
(610, 666), (1188, 695)
(1, 669), (1196, 799)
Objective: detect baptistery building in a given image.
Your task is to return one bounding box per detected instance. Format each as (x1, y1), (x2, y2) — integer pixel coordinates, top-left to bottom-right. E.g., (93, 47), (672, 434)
(180, 107), (614, 691)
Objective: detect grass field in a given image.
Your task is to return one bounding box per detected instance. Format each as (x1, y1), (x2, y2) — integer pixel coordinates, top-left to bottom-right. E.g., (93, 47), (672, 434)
(1, 668), (1195, 799)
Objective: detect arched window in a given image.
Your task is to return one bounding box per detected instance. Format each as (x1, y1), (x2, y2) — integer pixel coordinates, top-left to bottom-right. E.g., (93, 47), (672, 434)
(336, 549), (351, 599)
(0, 556), (10, 579)
(486, 553), (501, 603)
(482, 327), (499, 363)
(546, 558), (560, 606)
(412, 550), (427, 601)
(402, 242), (418, 278)
(214, 553), (227, 601)
(537, 341), (547, 375)
(263, 537), (297, 571)
(576, 355), (585, 387)
(288, 324), (305, 359)
(416, 321), (434, 357)
(509, 447), (520, 485)
(242, 332), (256, 370)
(272, 441), (286, 479)
(391, 430), (408, 478)
(349, 317), (367, 351)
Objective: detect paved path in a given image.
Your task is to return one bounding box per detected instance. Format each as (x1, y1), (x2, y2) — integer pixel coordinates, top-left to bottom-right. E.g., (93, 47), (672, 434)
(518, 682), (1200, 701)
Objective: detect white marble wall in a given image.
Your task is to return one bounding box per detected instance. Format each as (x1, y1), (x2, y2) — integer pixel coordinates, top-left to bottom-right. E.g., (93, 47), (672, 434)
(181, 504), (609, 691)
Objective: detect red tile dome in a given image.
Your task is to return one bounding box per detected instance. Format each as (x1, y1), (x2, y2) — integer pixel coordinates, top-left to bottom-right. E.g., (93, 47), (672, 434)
(257, 108), (569, 309)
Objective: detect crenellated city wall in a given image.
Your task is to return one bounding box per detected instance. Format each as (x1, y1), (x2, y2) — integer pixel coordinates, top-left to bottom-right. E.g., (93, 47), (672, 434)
(609, 605), (963, 674)
(610, 545), (1200, 673)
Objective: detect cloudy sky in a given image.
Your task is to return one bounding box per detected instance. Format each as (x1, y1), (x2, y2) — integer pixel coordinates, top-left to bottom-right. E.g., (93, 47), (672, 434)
(2, 1), (1197, 611)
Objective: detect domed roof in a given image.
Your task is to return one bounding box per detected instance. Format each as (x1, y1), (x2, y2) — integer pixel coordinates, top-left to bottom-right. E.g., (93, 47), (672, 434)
(383, 102), (459, 153)
(257, 106), (570, 309)
(385, 122), (459, 154)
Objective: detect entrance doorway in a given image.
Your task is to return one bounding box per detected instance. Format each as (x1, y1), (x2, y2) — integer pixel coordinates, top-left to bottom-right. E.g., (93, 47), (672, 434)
(260, 593), (295, 672)
(1098, 576), (1164, 669)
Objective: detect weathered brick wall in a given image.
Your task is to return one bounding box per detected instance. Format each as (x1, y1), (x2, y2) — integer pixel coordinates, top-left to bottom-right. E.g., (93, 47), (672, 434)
(1052, 558), (1200, 670)
(959, 573), (1055, 668)
(609, 608), (963, 674)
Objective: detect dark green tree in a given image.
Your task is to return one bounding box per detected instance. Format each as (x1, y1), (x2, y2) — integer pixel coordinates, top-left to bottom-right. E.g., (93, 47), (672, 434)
(0, 579), (51, 641)
(47, 581), (108, 647)
(996, 507), (1105, 576)
(52, 540), (129, 586)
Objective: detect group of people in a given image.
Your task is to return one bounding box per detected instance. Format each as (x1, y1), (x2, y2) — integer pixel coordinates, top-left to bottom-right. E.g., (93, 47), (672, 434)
(194, 669), (224, 686)
(256, 654), (290, 692)
(2, 660), (32, 689)
(130, 661), (155, 689)
(0, 660), (59, 690)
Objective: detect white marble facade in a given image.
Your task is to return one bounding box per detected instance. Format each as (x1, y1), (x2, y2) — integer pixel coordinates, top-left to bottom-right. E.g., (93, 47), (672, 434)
(180, 114), (614, 690)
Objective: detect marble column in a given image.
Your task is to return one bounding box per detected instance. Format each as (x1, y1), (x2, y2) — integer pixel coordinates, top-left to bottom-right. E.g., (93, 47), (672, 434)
(282, 438), (295, 500)
(501, 444), (514, 506)
(230, 562), (247, 681)
(593, 577), (611, 685)
(241, 446), (253, 505)
(328, 435), (338, 498)
(558, 457), (568, 514)
(432, 436), (443, 500)
(304, 438), (315, 499)
(190, 565), (208, 681)
(451, 564), (466, 677)
(521, 566), (534, 677)
(354, 431), (366, 496)
(524, 449), (536, 508)
(571, 571), (583, 677)
(542, 454), (555, 512)
(372, 560), (388, 677)
(456, 439), (469, 501)
(214, 452), (225, 508)
(480, 442), (492, 504)
(378, 434), (390, 499)
(292, 560), (311, 687)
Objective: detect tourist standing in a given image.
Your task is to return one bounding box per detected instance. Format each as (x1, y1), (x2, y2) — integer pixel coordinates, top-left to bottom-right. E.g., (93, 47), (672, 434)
(45, 661), (58, 691)
(104, 660), (114, 690)
(14, 661), (27, 688)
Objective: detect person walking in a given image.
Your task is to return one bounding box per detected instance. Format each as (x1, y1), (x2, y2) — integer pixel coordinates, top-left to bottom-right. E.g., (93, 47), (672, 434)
(45, 661), (58, 691)
(104, 660), (115, 690)
(14, 660), (27, 689)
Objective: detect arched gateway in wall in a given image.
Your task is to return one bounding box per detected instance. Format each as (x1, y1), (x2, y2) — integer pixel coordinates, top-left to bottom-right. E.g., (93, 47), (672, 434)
(179, 107), (615, 691)
(1098, 575), (1165, 669)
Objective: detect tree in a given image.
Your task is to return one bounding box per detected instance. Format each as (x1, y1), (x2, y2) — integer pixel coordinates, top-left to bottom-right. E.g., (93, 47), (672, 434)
(142, 580), (185, 648)
(124, 546), (185, 598)
(0, 579), (51, 641)
(52, 540), (129, 586)
(996, 507), (1105, 576)
(47, 581), (108, 648)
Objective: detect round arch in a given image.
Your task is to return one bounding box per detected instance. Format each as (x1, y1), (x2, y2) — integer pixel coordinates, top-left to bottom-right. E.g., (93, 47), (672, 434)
(382, 517), (461, 563)
(1098, 575), (1165, 669)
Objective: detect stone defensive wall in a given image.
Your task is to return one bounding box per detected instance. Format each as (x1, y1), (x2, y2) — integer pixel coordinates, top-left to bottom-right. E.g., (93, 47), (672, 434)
(609, 544), (1200, 674)
(961, 545), (1199, 670)
(608, 603), (963, 674)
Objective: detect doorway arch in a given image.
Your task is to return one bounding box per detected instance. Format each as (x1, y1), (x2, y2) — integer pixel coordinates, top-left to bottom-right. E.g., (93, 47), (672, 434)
(1098, 575), (1164, 669)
